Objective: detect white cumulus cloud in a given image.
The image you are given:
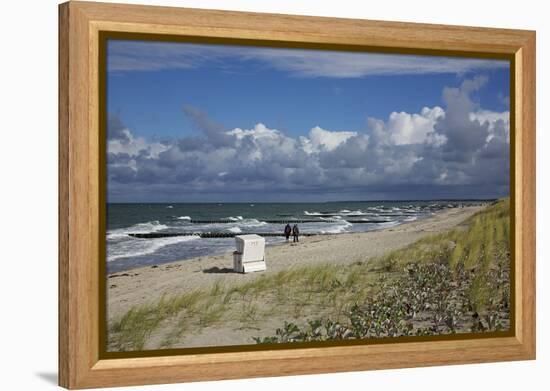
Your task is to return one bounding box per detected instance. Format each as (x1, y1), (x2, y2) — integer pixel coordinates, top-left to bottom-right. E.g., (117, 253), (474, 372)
(385, 106), (446, 145)
(307, 126), (357, 152)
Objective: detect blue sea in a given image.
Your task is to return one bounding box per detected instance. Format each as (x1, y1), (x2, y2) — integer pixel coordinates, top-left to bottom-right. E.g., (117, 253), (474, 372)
(106, 201), (486, 273)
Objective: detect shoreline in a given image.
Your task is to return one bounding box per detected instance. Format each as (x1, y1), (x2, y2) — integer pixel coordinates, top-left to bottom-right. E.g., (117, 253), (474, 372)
(107, 205), (484, 324)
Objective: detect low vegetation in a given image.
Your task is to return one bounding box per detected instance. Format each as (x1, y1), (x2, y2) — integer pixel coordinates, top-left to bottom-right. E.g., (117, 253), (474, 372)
(108, 199), (510, 351)
(255, 198), (510, 342)
(109, 261), (380, 351)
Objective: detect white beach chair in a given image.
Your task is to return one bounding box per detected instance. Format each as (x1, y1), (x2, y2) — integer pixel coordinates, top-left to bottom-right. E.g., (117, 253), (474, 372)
(233, 234), (266, 273)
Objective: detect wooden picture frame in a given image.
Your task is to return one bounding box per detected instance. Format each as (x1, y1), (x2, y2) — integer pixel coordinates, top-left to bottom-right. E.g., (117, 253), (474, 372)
(59, 1), (536, 388)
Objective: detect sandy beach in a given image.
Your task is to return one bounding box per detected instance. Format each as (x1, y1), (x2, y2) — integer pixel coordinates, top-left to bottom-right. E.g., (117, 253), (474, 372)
(107, 205), (483, 327)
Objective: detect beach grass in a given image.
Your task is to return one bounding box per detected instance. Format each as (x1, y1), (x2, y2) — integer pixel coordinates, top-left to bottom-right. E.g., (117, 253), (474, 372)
(108, 199), (510, 351)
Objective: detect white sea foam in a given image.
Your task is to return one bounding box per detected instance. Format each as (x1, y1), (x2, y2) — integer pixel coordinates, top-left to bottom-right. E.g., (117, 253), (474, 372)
(177, 216), (191, 220)
(166, 205), (174, 209)
(320, 221), (352, 234)
(226, 216), (244, 221)
(404, 216), (418, 222)
(107, 235), (199, 262)
(196, 218), (267, 232)
(228, 227), (242, 233)
(304, 211), (323, 216)
(242, 219), (267, 227)
(346, 210), (367, 216)
(107, 221), (168, 239)
(319, 216), (342, 221)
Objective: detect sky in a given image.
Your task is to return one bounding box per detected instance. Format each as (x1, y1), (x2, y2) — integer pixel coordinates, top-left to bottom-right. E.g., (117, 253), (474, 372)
(106, 39), (511, 202)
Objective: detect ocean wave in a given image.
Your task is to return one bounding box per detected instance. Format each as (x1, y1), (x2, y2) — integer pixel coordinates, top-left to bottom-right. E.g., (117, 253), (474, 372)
(227, 227), (242, 233)
(107, 235), (199, 262)
(404, 216), (418, 222)
(177, 216), (191, 220)
(225, 218), (267, 228)
(241, 219), (267, 227)
(345, 210), (368, 216)
(195, 218), (267, 232)
(107, 221), (168, 239)
(226, 216), (244, 221)
(304, 211), (323, 216)
(166, 205), (173, 209)
(320, 221), (353, 234)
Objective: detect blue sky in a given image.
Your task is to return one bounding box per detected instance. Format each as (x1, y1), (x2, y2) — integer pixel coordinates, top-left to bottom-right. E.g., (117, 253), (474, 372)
(106, 40), (510, 202)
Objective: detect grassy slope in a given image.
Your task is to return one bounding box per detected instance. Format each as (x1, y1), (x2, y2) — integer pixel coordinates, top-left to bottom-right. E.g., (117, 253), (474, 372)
(109, 200), (510, 351)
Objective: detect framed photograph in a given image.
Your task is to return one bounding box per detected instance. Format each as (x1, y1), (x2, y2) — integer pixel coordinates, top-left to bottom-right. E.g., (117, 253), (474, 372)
(59, 1), (536, 389)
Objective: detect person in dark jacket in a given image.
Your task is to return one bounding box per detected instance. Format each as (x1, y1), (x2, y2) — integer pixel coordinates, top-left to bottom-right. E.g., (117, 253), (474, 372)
(292, 224), (300, 243)
(284, 223), (292, 241)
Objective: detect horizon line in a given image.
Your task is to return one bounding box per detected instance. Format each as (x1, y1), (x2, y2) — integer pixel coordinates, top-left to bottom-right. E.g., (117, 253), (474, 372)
(106, 198), (500, 204)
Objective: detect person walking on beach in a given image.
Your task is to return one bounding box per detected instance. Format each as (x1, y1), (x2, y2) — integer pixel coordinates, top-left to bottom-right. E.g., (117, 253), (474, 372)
(284, 223), (292, 241)
(292, 224), (300, 243)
